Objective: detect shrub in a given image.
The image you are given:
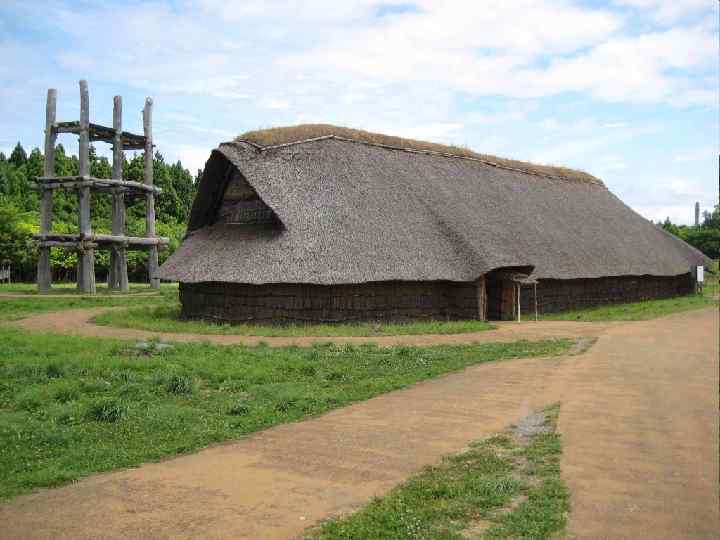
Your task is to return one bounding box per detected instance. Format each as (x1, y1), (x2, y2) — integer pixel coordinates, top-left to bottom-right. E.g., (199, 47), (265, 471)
(52, 382), (79, 403)
(227, 401), (251, 416)
(165, 374), (194, 395)
(46, 364), (63, 379)
(89, 399), (126, 423)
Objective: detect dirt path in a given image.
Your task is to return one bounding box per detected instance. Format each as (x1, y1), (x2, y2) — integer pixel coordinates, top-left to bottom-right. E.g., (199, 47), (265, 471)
(13, 306), (616, 347)
(556, 307), (719, 539)
(0, 308), (717, 539)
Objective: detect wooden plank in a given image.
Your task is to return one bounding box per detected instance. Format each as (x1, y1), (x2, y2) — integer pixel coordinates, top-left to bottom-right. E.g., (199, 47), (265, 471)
(144, 97), (160, 289)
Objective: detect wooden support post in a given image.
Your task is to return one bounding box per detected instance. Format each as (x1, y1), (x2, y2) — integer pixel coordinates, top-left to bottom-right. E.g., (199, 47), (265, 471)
(108, 95), (129, 291)
(144, 97), (160, 289)
(476, 275), (486, 321)
(38, 89), (57, 293)
(77, 80), (95, 293)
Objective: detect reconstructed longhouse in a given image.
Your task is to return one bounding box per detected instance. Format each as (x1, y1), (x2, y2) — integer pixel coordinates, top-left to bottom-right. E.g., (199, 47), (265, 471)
(158, 125), (711, 323)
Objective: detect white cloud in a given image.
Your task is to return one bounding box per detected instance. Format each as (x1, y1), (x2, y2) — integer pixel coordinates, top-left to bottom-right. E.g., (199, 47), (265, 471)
(672, 147), (716, 163)
(635, 204), (698, 224)
(388, 122), (464, 141)
(522, 25), (716, 105)
(261, 97), (291, 110)
(613, 0), (710, 24)
(162, 143), (213, 174)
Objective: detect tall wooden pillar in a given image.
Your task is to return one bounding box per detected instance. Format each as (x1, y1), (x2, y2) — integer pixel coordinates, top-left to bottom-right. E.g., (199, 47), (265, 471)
(38, 89), (57, 293)
(108, 96), (129, 291)
(77, 80), (96, 293)
(144, 98), (160, 289)
(476, 275), (487, 321)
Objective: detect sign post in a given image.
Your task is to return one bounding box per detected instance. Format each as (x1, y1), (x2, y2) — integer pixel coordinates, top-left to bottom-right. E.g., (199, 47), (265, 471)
(696, 265), (704, 294)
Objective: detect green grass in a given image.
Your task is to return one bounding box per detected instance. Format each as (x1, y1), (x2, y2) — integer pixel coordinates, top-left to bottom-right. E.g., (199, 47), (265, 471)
(0, 284), (178, 322)
(305, 405), (568, 540)
(0, 282), (177, 296)
(539, 287), (716, 322)
(91, 304), (497, 337)
(0, 321), (572, 501)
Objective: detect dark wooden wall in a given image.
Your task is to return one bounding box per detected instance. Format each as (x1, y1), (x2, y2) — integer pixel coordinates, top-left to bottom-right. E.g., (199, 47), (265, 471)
(180, 280), (479, 324)
(519, 273), (695, 316)
(179, 273), (695, 324)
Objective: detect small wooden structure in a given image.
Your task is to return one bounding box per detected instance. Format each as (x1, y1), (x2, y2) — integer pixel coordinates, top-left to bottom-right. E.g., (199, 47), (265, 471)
(33, 80), (168, 293)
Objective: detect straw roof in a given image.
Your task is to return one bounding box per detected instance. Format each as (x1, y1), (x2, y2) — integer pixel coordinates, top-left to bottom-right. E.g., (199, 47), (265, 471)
(235, 124), (602, 184)
(158, 132), (710, 285)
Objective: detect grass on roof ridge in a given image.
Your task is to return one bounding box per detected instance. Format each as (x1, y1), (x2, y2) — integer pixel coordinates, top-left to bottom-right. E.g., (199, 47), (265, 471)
(235, 124), (602, 184)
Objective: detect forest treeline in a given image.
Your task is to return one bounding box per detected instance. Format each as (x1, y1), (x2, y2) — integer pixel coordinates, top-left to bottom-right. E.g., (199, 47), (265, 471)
(657, 208), (720, 260)
(0, 141), (199, 282)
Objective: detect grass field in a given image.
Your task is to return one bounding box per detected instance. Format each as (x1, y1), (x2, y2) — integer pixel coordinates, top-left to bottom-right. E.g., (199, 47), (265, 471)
(0, 284), (178, 322)
(539, 280), (717, 322)
(0, 282), (178, 295)
(0, 304), (571, 500)
(305, 405), (568, 540)
(92, 304), (496, 337)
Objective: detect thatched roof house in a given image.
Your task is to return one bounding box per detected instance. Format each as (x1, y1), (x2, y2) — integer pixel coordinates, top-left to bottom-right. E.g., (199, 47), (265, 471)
(159, 125), (710, 322)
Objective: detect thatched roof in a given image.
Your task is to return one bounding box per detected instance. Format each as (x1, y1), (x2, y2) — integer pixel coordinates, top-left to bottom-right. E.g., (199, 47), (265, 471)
(236, 124), (602, 184)
(159, 131), (710, 285)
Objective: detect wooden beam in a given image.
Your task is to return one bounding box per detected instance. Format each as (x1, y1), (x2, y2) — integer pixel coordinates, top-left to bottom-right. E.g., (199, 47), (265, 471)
(38, 88), (57, 293)
(34, 233), (169, 246)
(34, 176), (162, 194)
(144, 97), (160, 289)
(37, 241), (98, 249)
(55, 121), (147, 150)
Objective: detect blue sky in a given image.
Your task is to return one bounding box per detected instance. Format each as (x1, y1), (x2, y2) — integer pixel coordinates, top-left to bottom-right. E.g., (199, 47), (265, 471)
(1, 0), (717, 224)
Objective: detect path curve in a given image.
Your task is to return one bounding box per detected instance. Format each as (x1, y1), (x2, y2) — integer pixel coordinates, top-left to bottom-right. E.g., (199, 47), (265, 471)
(12, 306), (619, 347)
(0, 307), (716, 539)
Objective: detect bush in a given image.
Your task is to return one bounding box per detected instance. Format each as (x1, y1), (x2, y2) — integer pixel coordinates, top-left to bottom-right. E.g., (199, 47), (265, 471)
(227, 401), (251, 416)
(164, 374), (194, 395)
(52, 382), (79, 403)
(45, 364), (63, 379)
(89, 399), (126, 423)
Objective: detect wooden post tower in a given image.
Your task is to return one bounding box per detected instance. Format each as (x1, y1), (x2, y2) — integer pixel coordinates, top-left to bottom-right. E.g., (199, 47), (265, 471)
(34, 80), (169, 293)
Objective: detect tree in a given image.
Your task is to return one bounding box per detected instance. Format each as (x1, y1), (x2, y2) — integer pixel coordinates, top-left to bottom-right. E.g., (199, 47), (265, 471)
(0, 139), (198, 282)
(0, 201), (37, 280)
(661, 218), (681, 238)
(660, 206), (720, 260)
(9, 142), (27, 168)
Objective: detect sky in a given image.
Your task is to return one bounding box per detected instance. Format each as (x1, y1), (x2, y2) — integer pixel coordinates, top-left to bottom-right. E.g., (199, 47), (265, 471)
(0, 0), (717, 224)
